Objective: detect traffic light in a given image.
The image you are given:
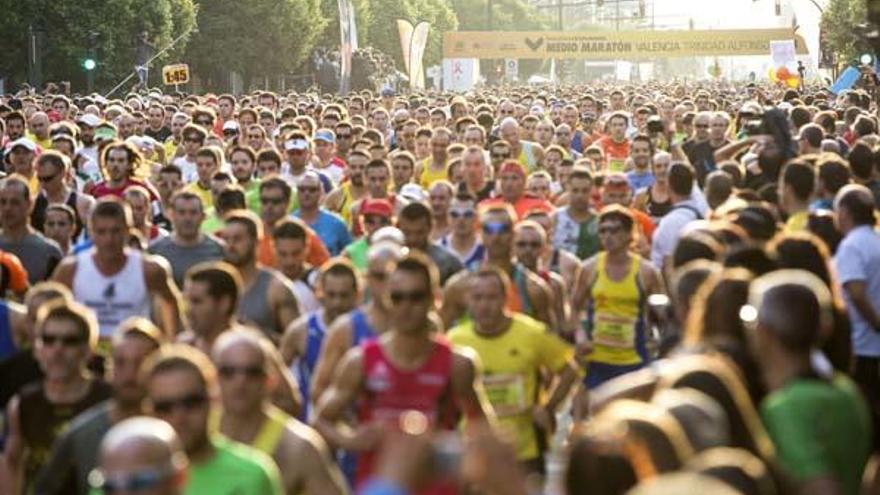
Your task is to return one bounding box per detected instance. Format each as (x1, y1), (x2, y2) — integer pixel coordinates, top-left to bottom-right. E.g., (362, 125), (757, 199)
(82, 58), (96, 71)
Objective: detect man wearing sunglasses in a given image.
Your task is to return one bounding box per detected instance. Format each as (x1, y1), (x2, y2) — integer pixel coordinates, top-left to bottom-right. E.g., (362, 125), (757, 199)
(143, 345), (283, 495)
(315, 252), (491, 490)
(441, 204), (556, 331)
(293, 172), (351, 257)
(448, 267), (578, 476)
(4, 300), (112, 495)
(439, 193), (484, 272)
(513, 221), (569, 331)
(311, 241), (405, 403)
(168, 124), (205, 184)
(35, 317), (163, 495)
(88, 416), (188, 495)
(569, 205), (664, 391)
(214, 330), (348, 495)
(32, 151), (93, 241)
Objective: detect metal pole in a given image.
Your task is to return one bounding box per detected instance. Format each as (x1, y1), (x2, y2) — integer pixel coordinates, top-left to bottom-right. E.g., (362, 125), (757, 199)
(616, 0), (620, 31)
(105, 28), (195, 98)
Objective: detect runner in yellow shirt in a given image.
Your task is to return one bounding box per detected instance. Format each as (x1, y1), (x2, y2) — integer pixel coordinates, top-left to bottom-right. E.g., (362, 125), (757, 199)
(448, 267), (579, 475)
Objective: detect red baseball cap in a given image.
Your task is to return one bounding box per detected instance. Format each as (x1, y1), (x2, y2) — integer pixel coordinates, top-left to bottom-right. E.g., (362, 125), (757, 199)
(361, 199), (393, 218)
(498, 161), (526, 178)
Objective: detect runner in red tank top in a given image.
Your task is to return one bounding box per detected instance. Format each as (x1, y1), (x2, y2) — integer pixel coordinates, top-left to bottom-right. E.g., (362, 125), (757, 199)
(314, 252), (492, 492)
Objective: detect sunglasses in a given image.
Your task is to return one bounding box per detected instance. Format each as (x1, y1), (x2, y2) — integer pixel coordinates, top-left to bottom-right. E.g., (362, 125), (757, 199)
(184, 136), (202, 143)
(389, 289), (429, 304)
(515, 240), (542, 249)
(38, 173), (59, 183)
(297, 186), (320, 194)
(337, 133), (353, 139)
(151, 392), (208, 415)
(694, 124), (709, 129)
(482, 222), (512, 235)
(40, 334), (86, 347)
(218, 364), (266, 379)
(491, 153), (509, 159)
(223, 130), (238, 136)
(196, 119), (213, 125)
(89, 466), (175, 494)
(449, 209), (475, 219)
(364, 215), (389, 226)
(260, 196), (286, 206)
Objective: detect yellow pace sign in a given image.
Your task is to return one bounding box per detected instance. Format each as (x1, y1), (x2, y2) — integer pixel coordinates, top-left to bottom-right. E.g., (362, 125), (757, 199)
(443, 29), (809, 60)
(162, 64), (190, 85)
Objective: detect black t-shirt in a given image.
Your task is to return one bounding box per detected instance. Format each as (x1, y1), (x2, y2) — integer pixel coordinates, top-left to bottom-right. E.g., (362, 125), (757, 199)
(144, 126), (172, 142)
(686, 140), (729, 186)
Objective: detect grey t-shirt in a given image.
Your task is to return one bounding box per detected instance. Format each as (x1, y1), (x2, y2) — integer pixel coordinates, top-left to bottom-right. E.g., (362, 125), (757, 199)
(33, 401), (113, 495)
(148, 235), (225, 287)
(427, 243), (465, 286)
(0, 232), (63, 284)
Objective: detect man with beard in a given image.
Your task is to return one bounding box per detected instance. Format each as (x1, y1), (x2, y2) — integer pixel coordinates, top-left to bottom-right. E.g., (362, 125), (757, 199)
(74, 113), (102, 184)
(34, 318), (163, 495)
(626, 135), (655, 191)
(324, 150), (369, 228)
(224, 210), (300, 342)
(89, 141), (158, 201)
(228, 145), (261, 212)
(390, 151), (416, 193)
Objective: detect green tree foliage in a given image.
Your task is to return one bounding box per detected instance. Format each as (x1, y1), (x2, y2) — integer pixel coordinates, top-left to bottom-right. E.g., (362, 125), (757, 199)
(822, 0), (869, 67)
(185, 0), (326, 91)
(0, 0), (196, 92)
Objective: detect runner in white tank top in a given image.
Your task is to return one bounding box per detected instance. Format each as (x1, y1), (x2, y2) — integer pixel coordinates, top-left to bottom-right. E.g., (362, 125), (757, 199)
(72, 247), (151, 338)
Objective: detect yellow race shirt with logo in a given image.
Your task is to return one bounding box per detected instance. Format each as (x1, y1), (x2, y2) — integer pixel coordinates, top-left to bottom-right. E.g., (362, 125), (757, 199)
(588, 253), (647, 366)
(448, 313), (574, 460)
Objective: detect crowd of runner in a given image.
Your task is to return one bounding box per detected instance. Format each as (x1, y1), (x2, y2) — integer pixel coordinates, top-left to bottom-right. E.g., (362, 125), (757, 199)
(0, 79), (878, 495)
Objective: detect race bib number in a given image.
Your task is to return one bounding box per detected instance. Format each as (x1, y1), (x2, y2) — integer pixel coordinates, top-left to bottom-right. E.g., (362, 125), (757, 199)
(482, 373), (527, 417)
(592, 312), (637, 349)
(608, 158), (626, 173)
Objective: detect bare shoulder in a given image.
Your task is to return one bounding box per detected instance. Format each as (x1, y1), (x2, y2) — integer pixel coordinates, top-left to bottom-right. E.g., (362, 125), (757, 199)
(143, 253), (172, 275)
(52, 255), (79, 284)
(282, 418), (334, 460)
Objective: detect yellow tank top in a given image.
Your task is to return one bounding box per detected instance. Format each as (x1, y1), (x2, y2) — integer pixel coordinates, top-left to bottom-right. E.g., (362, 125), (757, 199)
(339, 183), (353, 226)
(420, 157), (447, 188)
(516, 142), (538, 173)
(589, 253), (645, 366)
(252, 406), (288, 455)
(210, 405), (288, 456)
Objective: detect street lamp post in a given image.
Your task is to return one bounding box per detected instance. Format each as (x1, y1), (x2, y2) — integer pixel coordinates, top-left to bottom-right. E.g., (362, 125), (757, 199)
(104, 26), (197, 97)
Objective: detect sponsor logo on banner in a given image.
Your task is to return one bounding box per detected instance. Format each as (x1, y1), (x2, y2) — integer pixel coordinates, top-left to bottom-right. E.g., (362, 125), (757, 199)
(443, 29), (809, 60)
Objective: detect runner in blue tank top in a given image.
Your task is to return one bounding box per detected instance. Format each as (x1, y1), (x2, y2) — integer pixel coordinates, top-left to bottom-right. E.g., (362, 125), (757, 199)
(281, 260), (361, 422)
(0, 300), (26, 361)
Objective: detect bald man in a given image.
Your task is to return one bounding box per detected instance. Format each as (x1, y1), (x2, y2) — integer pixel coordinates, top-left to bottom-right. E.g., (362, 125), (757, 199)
(28, 112), (51, 149)
(91, 416), (188, 495)
(213, 330), (348, 495)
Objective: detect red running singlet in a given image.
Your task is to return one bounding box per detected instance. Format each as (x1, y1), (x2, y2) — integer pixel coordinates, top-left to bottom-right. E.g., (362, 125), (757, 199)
(356, 337), (456, 491)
